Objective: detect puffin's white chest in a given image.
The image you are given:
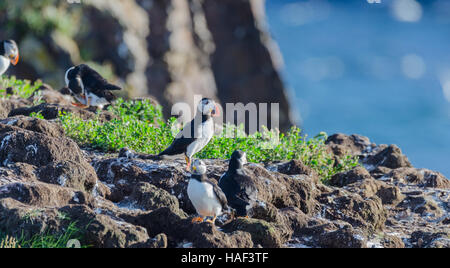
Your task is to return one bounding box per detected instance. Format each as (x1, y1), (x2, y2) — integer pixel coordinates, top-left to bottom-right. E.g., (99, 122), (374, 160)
(187, 179), (222, 217)
(186, 119), (214, 157)
(0, 56), (10, 76)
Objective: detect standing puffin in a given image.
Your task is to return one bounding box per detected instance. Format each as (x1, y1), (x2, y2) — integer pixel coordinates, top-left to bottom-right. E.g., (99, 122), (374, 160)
(0, 40), (19, 76)
(131, 98), (218, 170)
(64, 64), (121, 109)
(188, 159), (228, 225)
(219, 150), (258, 217)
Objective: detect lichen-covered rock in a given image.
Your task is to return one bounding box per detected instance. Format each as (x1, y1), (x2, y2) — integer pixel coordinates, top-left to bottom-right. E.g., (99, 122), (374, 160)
(317, 225), (368, 248)
(1, 116), (65, 139)
(364, 145), (412, 170)
(0, 128), (84, 167)
(129, 182), (185, 216)
(37, 161), (98, 193)
(0, 98), (31, 119)
(317, 187), (387, 232)
(223, 217), (291, 248)
(387, 168), (450, 189)
(326, 134), (373, 157)
(0, 182), (93, 208)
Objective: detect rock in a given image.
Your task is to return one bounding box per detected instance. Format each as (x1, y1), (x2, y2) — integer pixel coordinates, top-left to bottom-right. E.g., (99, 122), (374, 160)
(410, 231), (450, 248)
(270, 159), (319, 183)
(330, 166), (372, 187)
(0, 198), (151, 248)
(131, 233), (168, 248)
(37, 161), (98, 193)
(326, 134), (373, 157)
(364, 145), (412, 170)
(1, 116), (65, 139)
(0, 182), (93, 208)
(222, 218), (291, 248)
(381, 235), (405, 248)
(398, 194), (443, 218)
(317, 225), (367, 248)
(388, 168), (450, 189)
(317, 187), (386, 232)
(0, 128), (85, 167)
(0, 98), (31, 119)
(129, 182), (185, 216)
(29, 86), (74, 106)
(135, 207), (253, 248)
(9, 103), (116, 122)
(330, 167), (404, 205)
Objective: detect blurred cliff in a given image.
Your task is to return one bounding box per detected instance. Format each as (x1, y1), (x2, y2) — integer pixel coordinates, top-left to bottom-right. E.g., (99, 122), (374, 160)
(0, 0), (293, 130)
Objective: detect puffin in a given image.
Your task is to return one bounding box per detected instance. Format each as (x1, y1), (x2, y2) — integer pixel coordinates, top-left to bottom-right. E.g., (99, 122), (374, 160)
(0, 40), (19, 76)
(64, 64), (121, 109)
(187, 159), (228, 225)
(123, 98), (219, 170)
(219, 150), (258, 217)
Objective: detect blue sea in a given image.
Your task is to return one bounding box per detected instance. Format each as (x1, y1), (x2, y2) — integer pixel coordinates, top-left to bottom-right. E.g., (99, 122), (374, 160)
(265, 0), (450, 177)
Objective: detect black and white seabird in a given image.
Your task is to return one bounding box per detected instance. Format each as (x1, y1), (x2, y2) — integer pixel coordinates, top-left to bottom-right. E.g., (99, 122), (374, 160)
(219, 150), (258, 217)
(64, 64), (121, 109)
(124, 98), (219, 170)
(0, 40), (19, 76)
(188, 159), (228, 225)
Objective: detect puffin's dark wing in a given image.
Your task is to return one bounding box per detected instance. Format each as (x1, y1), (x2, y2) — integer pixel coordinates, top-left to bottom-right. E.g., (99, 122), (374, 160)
(78, 64), (121, 94)
(219, 171), (257, 216)
(68, 78), (83, 95)
(97, 89), (117, 102)
(158, 119), (196, 156)
(234, 172), (258, 202)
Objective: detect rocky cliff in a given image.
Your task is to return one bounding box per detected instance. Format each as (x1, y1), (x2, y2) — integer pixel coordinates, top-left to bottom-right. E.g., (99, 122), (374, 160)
(0, 87), (448, 248)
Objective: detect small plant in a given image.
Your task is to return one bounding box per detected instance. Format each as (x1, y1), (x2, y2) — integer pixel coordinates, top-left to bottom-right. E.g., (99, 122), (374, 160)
(29, 111), (45, 120)
(0, 222), (89, 248)
(0, 76), (43, 99)
(60, 99), (359, 183)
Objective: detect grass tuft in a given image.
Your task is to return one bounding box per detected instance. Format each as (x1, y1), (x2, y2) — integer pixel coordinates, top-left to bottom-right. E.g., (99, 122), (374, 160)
(0, 76), (43, 99)
(0, 222), (88, 248)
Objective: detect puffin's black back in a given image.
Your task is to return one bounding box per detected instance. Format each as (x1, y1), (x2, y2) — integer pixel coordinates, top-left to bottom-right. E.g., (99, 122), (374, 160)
(0, 41), (5, 56)
(219, 159), (257, 217)
(0, 40), (18, 56)
(78, 64), (121, 93)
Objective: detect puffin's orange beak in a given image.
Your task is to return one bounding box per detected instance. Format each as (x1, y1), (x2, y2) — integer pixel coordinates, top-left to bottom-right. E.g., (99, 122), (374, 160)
(212, 103), (220, 117)
(10, 53), (19, 66)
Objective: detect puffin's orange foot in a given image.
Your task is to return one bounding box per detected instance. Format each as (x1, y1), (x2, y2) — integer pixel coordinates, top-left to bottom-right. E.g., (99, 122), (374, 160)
(205, 217), (217, 225)
(185, 156), (191, 171)
(191, 217), (204, 223)
(71, 102), (89, 108)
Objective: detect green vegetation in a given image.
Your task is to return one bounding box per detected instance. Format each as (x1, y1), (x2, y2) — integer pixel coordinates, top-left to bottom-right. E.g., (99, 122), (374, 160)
(60, 99), (359, 183)
(0, 76), (42, 99)
(0, 222), (88, 248)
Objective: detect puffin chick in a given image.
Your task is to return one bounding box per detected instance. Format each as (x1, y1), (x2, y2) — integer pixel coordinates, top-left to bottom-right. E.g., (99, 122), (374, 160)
(219, 150), (258, 218)
(187, 159), (228, 225)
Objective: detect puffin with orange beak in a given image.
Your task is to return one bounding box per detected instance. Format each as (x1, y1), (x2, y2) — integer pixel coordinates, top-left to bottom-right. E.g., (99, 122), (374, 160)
(0, 40), (19, 76)
(158, 98), (220, 170)
(121, 98), (220, 170)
